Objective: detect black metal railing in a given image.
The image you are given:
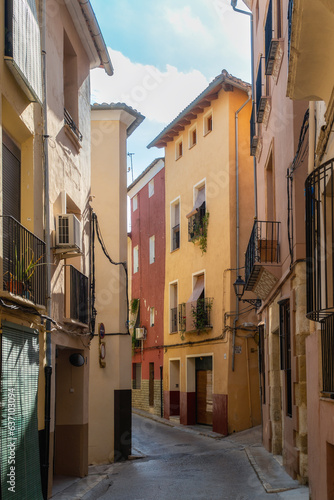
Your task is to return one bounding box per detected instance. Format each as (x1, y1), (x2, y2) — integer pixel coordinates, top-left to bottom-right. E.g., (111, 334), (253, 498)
(188, 202), (206, 241)
(64, 108), (83, 142)
(182, 298), (213, 332)
(245, 220), (280, 286)
(321, 314), (334, 395)
(172, 224), (180, 251)
(305, 158), (334, 321)
(178, 302), (186, 332)
(250, 104), (258, 156)
(288, 0), (294, 60)
(2, 216), (46, 306)
(265, 0), (273, 69)
(170, 307), (178, 333)
(69, 265), (88, 324)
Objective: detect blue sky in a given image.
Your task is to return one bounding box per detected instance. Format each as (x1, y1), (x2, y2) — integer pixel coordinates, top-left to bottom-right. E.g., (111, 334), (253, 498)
(90, 0), (251, 182)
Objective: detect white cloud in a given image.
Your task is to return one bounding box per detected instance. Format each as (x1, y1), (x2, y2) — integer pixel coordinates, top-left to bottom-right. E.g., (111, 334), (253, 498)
(91, 49), (209, 125)
(164, 5), (214, 44)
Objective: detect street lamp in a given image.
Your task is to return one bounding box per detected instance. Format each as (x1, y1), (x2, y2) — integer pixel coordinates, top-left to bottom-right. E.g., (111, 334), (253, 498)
(233, 275), (262, 309)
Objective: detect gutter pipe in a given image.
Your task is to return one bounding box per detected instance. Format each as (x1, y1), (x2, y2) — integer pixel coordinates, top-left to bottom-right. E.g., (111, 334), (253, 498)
(41, 3), (52, 498)
(232, 93), (251, 372)
(231, 0), (258, 219)
(78, 0), (114, 76)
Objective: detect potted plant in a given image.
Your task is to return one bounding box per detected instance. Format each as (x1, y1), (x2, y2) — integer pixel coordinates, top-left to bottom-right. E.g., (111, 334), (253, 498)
(5, 247), (43, 298)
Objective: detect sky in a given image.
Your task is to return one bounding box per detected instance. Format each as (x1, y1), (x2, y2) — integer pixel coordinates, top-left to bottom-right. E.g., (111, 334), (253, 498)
(90, 0), (251, 183)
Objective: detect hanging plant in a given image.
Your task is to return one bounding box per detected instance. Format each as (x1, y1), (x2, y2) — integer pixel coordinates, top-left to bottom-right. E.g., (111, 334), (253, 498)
(191, 211), (210, 254)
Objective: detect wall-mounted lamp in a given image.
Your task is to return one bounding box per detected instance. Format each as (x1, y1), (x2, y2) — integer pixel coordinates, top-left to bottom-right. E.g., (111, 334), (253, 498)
(233, 275), (262, 309)
(69, 353), (85, 367)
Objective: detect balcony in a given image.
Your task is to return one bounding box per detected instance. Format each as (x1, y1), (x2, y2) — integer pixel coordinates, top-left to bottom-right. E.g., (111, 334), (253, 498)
(170, 306), (178, 333)
(264, 0), (280, 76)
(2, 216), (46, 306)
(245, 220), (280, 300)
(255, 60), (270, 123)
(172, 224), (180, 251)
(65, 265), (88, 325)
(179, 298), (213, 333)
(64, 108), (83, 143)
(188, 202), (206, 241)
(287, 0), (334, 102)
(250, 104), (259, 156)
(305, 158), (334, 321)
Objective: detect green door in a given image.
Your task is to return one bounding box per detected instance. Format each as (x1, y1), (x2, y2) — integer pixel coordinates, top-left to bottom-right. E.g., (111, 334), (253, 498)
(0, 321), (43, 500)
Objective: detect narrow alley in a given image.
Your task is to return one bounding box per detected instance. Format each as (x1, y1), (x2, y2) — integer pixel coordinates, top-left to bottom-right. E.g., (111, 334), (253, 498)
(52, 413), (309, 500)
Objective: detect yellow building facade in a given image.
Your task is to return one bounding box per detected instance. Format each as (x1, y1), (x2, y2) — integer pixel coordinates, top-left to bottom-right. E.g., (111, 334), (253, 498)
(149, 70), (261, 434)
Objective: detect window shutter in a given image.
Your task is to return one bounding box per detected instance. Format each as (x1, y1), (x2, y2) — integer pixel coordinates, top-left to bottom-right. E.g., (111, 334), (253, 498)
(0, 322), (43, 500)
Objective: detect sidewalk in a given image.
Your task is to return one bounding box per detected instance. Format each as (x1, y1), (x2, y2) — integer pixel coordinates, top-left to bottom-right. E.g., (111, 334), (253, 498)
(51, 409), (309, 500)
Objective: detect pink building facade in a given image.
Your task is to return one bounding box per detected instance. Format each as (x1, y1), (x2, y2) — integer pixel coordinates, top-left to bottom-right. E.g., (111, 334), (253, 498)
(128, 158), (165, 416)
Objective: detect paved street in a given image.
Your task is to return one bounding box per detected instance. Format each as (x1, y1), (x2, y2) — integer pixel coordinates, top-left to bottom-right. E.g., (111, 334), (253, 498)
(89, 413), (308, 500)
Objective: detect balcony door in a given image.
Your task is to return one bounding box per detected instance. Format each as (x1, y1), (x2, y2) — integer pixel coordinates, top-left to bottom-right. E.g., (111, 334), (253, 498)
(2, 132), (21, 220)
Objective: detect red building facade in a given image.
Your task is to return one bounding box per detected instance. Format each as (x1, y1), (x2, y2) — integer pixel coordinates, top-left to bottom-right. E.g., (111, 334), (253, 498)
(128, 158), (165, 416)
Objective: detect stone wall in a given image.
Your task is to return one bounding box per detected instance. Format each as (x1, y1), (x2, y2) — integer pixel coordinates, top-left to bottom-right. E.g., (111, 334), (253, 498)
(132, 379), (163, 417)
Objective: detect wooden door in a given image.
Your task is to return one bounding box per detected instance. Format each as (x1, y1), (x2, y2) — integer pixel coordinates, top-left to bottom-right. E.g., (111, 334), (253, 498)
(196, 370), (213, 425)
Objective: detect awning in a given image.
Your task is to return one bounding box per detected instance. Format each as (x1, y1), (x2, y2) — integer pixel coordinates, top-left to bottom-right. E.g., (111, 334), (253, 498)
(186, 186), (205, 219)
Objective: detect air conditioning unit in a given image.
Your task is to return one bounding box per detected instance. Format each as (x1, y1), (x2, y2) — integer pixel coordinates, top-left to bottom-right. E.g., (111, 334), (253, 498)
(56, 214), (81, 251)
(135, 327), (146, 340)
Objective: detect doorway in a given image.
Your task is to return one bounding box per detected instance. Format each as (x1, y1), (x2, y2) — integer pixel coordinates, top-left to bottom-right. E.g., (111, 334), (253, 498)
(195, 357), (213, 425)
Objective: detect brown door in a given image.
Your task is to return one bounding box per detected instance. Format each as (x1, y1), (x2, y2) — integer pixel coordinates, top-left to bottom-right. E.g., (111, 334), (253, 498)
(196, 370), (213, 425)
(149, 362), (154, 406)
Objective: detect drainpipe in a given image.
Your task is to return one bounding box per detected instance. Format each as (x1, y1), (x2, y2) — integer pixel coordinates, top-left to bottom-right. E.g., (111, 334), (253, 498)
(41, 2), (52, 498)
(308, 101), (316, 174)
(232, 93), (251, 371)
(231, 0), (257, 219)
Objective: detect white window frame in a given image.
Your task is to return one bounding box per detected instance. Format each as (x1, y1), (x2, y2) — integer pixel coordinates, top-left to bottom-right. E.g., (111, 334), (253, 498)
(133, 195), (138, 212)
(193, 179), (206, 209)
(175, 137), (183, 160)
(203, 109), (213, 136)
(148, 179), (154, 198)
(133, 245), (139, 273)
(149, 235), (155, 264)
(188, 124), (197, 149)
(170, 197), (181, 252)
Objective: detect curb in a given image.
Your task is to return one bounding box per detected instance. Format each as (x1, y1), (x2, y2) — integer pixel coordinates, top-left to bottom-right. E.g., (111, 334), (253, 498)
(81, 475), (113, 500)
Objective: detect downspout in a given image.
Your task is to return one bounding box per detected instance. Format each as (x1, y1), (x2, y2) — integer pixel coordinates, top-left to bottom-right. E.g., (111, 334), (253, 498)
(232, 93), (251, 372)
(41, 2), (52, 498)
(231, 0), (257, 219)
(308, 101), (316, 175)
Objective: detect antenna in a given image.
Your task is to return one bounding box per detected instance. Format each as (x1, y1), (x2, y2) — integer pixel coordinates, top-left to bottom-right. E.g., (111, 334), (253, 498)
(127, 152), (134, 183)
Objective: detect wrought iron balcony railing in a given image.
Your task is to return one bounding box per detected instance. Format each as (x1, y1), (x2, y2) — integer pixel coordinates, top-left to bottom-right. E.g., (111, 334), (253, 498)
(245, 220), (280, 290)
(305, 158), (334, 321)
(264, 0), (279, 75)
(2, 216), (46, 306)
(188, 202), (206, 241)
(250, 104), (258, 156)
(180, 298), (213, 333)
(170, 306), (178, 333)
(288, 0), (294, 60)
(172, 224), (180, 251)
(66, 265), (88, 324)
(64, 108), (83, 142)
(321, 314), (334, 396)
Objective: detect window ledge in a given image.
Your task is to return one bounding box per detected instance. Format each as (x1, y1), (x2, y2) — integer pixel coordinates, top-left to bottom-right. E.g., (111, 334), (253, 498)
(171, 247), (180, 253)
(64, 124), (82, 153)
(320, 395), (334, 403)
(203, 130), (212, 138)
(175, 155), (183, 161)
(63, 317), (89, 329)
(188, 143), (196, 150)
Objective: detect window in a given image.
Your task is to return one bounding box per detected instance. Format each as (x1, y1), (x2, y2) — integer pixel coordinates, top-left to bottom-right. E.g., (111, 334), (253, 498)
(204, 111), (213, 135)
(133, 195), (138, 212)
(279, 299), (292, 417)
(150, 307), (155, 327)
(187, 184), (206, 241)
(189, 125), (197, 148)
(170, 282), (178, 333)
(176, 138), (183, 160)
(149, 235), (155, 264)
(171, 199), (180, 251)
(63, 31), (81, 142)
(132, 363), (141, 389)
(148, 179), (154, 198)
(321, 315), (334, 395)
(133, 245), (139, 273)
(184, 274), (213, 332)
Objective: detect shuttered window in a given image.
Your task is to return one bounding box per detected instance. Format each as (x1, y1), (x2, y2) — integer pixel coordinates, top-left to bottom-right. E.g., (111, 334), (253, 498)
(0, 322), (43, 500)
(5, 0), (43, 103)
